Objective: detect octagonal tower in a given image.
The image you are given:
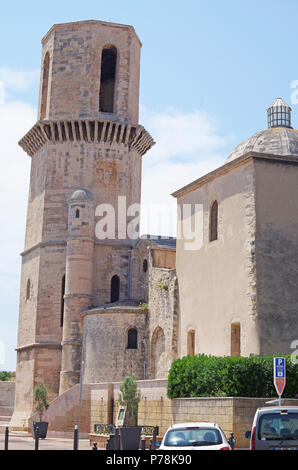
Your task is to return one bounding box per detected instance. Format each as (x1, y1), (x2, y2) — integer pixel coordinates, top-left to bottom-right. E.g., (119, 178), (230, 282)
(11, 20), (154, 428)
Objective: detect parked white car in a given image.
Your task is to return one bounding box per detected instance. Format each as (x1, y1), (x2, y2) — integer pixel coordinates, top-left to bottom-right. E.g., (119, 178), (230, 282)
(159, 422), (232, 450)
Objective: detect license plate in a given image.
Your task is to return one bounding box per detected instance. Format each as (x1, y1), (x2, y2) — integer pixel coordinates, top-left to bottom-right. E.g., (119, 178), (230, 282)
(273, 447), (298, 450)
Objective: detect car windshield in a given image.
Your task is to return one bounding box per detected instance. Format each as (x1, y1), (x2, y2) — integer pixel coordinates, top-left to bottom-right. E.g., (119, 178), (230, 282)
(258, 412), (298, 441)
(163, 427), (223, 447)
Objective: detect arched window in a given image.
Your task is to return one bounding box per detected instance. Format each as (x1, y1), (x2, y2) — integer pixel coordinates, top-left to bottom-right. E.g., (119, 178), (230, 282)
(40, 52), (50, 120)
(231, 322), (241, 357)
(75, 209), (80, 219)
(26, 279), (31, 301)
(210, 200), (218, 242)
(127, 328), (138, 350)
(111, 275), (120, 303)
(99, 45), (117, 113)
(143, 259), (148, 273)
(187, 330), (195, 356)
(61, 275), (65, 327)
(151, 327), (166, 379)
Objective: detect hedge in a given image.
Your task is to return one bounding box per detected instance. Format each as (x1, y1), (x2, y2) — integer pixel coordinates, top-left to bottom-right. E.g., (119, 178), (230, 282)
(167, 354), (298, 399)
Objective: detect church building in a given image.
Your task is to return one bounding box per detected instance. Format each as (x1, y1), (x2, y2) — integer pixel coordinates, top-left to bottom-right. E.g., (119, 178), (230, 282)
(10, 20), (298, 430)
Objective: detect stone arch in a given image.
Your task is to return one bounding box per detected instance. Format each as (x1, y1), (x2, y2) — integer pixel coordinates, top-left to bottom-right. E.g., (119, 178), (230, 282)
(40, 52), (50, 120)
(151, 327), (166, 379)
(111, 274), (120, 302)
(99, 45), (117, 113)
(127, 327), (138, 350)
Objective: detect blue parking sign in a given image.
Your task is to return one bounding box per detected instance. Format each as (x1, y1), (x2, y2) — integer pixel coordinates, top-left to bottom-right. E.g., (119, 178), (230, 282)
(274, 357), (286, 378)
(274, 357), (286, 399)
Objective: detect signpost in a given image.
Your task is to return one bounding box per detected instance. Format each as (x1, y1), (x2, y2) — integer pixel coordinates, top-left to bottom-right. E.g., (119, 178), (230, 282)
(274, 357), (286, 406)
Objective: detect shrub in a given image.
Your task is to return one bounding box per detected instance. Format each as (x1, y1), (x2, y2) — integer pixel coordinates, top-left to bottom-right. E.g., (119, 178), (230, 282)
(167, 354), (298, 399)
(118, 374), (141, 426)
(34, 384), (50, 422)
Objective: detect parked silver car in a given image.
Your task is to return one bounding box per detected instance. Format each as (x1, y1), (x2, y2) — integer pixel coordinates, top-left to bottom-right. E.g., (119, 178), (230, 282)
(246, 406), (298, 450)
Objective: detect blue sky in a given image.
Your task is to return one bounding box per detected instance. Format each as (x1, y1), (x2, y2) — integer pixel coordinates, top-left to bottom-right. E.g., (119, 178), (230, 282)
(1, 0), (298, 370)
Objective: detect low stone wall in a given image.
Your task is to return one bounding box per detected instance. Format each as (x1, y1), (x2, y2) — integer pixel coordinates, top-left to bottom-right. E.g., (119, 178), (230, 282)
(0, 382), (15, 407)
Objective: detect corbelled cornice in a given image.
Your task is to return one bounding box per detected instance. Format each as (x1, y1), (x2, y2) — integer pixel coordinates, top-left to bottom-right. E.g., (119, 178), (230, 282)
(19, 119), (155, 157)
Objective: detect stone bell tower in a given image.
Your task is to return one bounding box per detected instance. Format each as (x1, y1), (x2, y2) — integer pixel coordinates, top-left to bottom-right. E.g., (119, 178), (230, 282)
(11, 20), (154, 428)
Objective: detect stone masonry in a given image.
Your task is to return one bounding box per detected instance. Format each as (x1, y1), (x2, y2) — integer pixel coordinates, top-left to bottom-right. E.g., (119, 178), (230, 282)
(11, 20), (155, 430)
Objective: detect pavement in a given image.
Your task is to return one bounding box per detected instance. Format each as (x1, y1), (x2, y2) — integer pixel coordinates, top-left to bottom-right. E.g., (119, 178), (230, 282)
(0, 432), (92, 451)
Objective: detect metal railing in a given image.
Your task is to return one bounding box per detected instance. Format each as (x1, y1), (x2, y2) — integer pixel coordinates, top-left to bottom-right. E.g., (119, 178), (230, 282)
(94, 424), (158, 436)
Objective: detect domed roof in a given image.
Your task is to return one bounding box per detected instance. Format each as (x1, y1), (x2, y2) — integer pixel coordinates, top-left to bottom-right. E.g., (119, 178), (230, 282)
(226, 127), (298, 163)
(70, 188), (94, 202)
(226, 97), (298, 163)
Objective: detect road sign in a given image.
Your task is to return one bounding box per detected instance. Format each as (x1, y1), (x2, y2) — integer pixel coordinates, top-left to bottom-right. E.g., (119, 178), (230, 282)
(274, 357), (286, 403)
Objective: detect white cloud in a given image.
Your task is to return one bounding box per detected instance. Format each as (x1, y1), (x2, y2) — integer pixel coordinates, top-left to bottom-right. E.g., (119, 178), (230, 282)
(140, 106), (231, 164)
(0, 99), (36, 369)
(140, 107), (232, 236)
(0, 101), (36, 292)
(0, 67), (39, 92)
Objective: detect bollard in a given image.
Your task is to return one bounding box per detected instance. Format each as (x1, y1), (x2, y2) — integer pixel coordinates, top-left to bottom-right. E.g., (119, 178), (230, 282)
(115, 428), (120, 451)
(73, 425), (78, 450)
(108, 434), (116, 450)
(4, 426), (9, 451)
(92, 442), (98, 451)
(152, 426), (158, 450)
(149, 438), (154, 451)
(35, 426), (39, 451)
(141, 435), (146, 451)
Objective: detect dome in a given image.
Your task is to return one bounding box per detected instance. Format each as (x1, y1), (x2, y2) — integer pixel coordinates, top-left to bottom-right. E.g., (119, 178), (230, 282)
(226, 127), (298, 163)
(226, 97), (298, 163)
(70, 188), (94, 202)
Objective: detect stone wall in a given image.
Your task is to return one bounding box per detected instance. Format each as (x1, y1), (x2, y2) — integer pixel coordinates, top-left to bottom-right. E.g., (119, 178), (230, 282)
(148, 248), (178, 379)
(175, 159), (259, 358)
(0, 382), (15, 407)
(29, 383), (92, 438)
(82, 305), (148, 384)
(255, 158), (298, 353)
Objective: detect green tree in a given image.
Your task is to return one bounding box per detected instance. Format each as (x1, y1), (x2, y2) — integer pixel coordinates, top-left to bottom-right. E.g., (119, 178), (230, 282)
(0, 371), (11, 381)
(118, 374), (141, 426)
(34, 384), (50, 422)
